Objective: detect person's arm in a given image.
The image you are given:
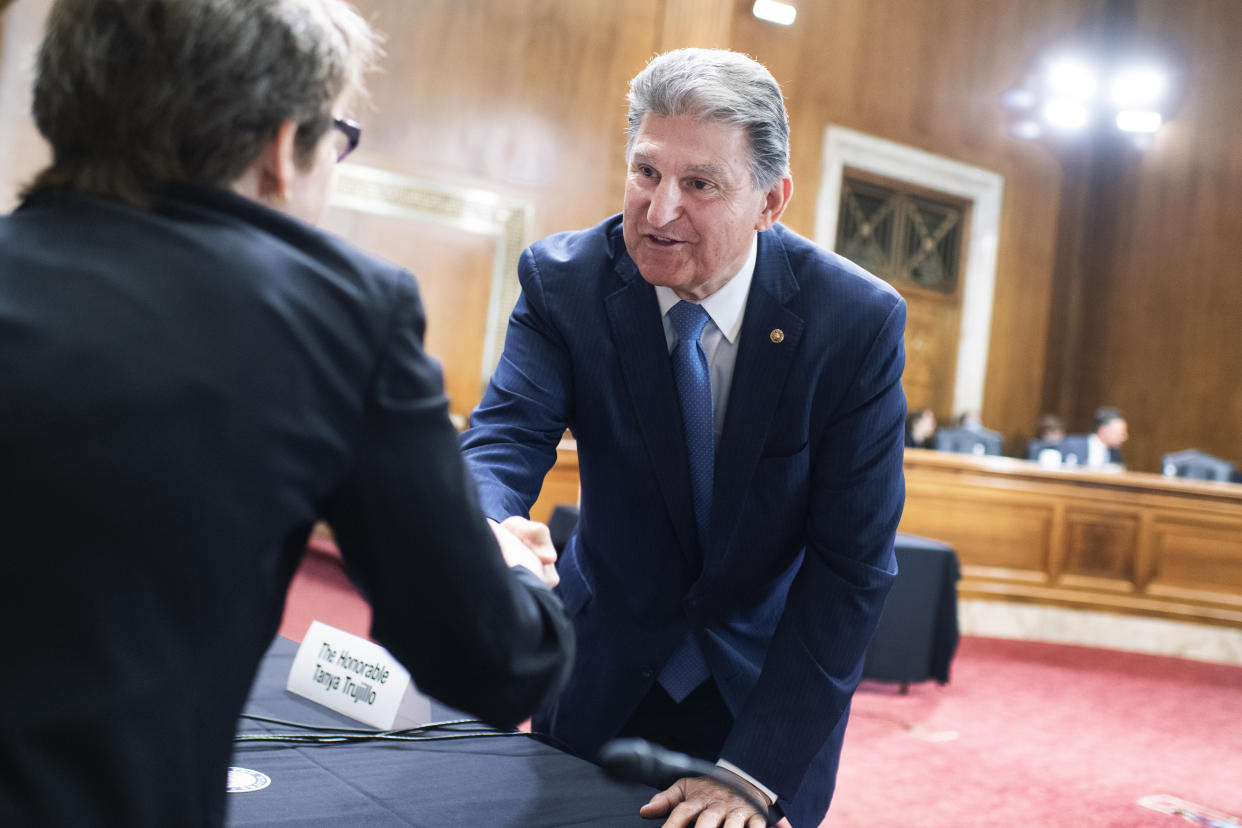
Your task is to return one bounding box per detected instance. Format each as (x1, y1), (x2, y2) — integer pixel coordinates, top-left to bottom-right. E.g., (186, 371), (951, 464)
(489, 515), (560, 588)
(325, 273), (572, 729)
(459, 246), (571, 520)
(721, 297), (906, 802)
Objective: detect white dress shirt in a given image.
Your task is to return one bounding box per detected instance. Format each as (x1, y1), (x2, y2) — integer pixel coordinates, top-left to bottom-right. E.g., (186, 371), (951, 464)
(1087, 433), (1111, 468)
(653, 234), (777, 807)
(655, 234), (757, 444)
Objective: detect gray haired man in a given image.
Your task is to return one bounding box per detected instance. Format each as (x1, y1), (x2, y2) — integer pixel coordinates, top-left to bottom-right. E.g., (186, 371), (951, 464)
(463, 48), (907, 828)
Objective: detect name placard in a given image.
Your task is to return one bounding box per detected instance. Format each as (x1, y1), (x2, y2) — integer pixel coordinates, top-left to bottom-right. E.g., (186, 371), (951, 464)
(286, 620), (431, 730)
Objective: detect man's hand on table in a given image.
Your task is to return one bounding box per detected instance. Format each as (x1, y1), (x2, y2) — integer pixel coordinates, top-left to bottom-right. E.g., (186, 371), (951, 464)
(640, 774), (770, 828)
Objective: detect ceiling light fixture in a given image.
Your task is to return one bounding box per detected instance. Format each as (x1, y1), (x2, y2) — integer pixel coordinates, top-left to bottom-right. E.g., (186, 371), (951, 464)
(752, 0), (796, 26)
(1002, 45), (1176, 150)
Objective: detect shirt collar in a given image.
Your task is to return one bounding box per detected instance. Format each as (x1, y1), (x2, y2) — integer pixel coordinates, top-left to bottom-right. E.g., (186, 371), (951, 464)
(655, 234), (757, 344)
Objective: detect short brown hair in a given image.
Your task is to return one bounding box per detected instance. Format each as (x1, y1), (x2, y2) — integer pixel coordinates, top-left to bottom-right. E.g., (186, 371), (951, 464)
(25, 0), (379, 206)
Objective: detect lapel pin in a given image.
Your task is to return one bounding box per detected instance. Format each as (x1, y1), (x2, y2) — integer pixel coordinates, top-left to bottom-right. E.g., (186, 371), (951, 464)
(770, 329), (785, 344)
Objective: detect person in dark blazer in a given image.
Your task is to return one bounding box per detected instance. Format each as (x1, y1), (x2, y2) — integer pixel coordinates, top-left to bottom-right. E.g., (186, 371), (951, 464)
(0, 2), (571, 825)
(1027, 413), (1067, 460)
(461, 49), (906, 828)
(1059, 407), (1128, 468)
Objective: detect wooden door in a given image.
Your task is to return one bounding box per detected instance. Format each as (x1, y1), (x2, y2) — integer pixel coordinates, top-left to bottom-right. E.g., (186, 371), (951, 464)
(835, 167), (969, 421)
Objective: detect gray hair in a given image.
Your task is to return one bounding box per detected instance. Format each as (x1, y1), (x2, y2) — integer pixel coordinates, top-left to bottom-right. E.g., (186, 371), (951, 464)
(626, 48), (790, 190)
(25, 0), (379, 206)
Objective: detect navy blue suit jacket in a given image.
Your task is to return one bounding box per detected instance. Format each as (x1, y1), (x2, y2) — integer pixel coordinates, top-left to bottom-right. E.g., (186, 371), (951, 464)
(461, 215), (906, 826)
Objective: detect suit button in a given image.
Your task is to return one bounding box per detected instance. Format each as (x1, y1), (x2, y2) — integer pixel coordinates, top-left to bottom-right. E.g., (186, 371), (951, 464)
(640, 666), (653, 679)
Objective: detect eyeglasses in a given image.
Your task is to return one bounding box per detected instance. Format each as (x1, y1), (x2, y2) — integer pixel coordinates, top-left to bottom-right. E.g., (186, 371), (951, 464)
(331, 118), (361, 163)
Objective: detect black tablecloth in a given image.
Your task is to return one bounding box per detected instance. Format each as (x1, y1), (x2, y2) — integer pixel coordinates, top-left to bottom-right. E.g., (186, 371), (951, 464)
(226, 637), (652, 826)
(862, 533), (961, 685)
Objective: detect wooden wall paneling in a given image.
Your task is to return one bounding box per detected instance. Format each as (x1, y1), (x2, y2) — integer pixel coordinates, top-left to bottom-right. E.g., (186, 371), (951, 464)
(1047, 499), (1069, 584)
(729, 0), (1242, 471)
(322, 202), (497, 420)
(320, 164), (535, 422)
(901, 483), (1054, 582)
(529, 439), (580, 524)
(1145, 514), (1242, 610)
(730, 0), (1088, 455)
(349, 0), (661, 242)
(1039, 144), (1092, 440)
(0, 0), (52, 211)
(901, 287), (964, 421)
(1059, 507), (1140, 591)
(657, 0), (734, 50)
(833, 166), (972, 421)
(344, 1), (672, 516)
(1036, 0), (1133, 443)
(1132, 510), (1156, 593)
(903, 449), (1242, 627)
(1051, 0), (1242, 472)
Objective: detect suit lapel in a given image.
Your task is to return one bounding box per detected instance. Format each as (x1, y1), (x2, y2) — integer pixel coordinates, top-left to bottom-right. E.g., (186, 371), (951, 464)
(710, 228), (804, 561)
(604, 245), (701, 564)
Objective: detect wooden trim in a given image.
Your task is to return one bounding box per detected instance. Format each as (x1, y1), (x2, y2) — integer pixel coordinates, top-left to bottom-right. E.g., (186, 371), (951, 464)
(903, 449), (1242, 629)
(529, 443), (1242, 629)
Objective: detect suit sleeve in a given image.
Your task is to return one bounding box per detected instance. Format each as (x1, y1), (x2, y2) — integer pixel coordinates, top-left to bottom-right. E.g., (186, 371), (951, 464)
(720, 297), (906, 800)
(459, 247), (571, 520)
(325, 272), (573, 729)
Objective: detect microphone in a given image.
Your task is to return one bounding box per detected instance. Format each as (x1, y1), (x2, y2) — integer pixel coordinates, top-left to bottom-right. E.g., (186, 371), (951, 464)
(598, 737), (773, 826)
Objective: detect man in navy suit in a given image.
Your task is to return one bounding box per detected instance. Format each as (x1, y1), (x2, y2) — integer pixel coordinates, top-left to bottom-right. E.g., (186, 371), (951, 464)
(461, 49), (906, 828)
(1058, 407), (1128, 469)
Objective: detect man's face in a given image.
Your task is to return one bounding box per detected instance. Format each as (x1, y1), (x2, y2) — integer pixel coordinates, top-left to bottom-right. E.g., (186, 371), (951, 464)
(622, 113), (789, 301)
(1098, 418), (1129, 448)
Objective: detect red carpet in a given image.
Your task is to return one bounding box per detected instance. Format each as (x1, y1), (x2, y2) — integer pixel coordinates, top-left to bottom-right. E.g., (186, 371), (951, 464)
(279, 547), (1242, 827)
(277, 538), (371, 642)
(830, 637), (1242, 827)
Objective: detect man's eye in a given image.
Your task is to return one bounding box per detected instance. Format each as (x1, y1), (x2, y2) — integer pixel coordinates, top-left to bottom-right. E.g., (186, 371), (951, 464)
(690, 179), (713, 191)
(638, 165), (656, 177)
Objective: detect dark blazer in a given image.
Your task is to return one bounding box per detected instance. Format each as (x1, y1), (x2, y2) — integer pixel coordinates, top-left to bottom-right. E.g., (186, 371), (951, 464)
(461, 216), (906, 827)
(0, 187), (571, 827)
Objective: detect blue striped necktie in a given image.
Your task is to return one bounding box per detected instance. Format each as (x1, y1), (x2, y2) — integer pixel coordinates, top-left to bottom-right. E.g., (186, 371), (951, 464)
(657, 300), (713, 702)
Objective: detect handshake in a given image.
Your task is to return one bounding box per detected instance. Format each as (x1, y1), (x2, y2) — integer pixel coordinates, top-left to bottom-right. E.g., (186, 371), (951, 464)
(489, 516), (560, 589)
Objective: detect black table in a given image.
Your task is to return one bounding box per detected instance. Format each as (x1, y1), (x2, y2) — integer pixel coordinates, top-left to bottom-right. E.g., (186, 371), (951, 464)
(861, 533), (961, 687)
(227, 637), (652, 826)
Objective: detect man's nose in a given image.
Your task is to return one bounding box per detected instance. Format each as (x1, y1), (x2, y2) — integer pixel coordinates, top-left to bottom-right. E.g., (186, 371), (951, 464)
(647, 179), (682, 227)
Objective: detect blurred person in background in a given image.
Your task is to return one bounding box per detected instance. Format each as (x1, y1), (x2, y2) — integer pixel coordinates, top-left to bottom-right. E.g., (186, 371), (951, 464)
(905, 408), (937, 449)
(1036, 413), (1065, 444)
(1059, 407), (1128, 468)
(1027, 413), (1066, 462)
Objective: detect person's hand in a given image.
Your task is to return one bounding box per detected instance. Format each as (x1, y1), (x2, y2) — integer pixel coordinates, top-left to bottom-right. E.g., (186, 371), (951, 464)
(639, 775), (769, 828)
(488, 516), (559, 588)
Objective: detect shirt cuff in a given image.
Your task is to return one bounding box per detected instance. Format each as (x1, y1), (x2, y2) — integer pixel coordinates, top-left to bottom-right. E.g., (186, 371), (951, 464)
(715, 758), (776, 806)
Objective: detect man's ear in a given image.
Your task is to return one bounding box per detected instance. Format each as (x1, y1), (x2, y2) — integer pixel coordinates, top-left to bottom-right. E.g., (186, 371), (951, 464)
(750, 176), (789, 232)
(754, 175), (794, 232)
(256, 120), (300, 204)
